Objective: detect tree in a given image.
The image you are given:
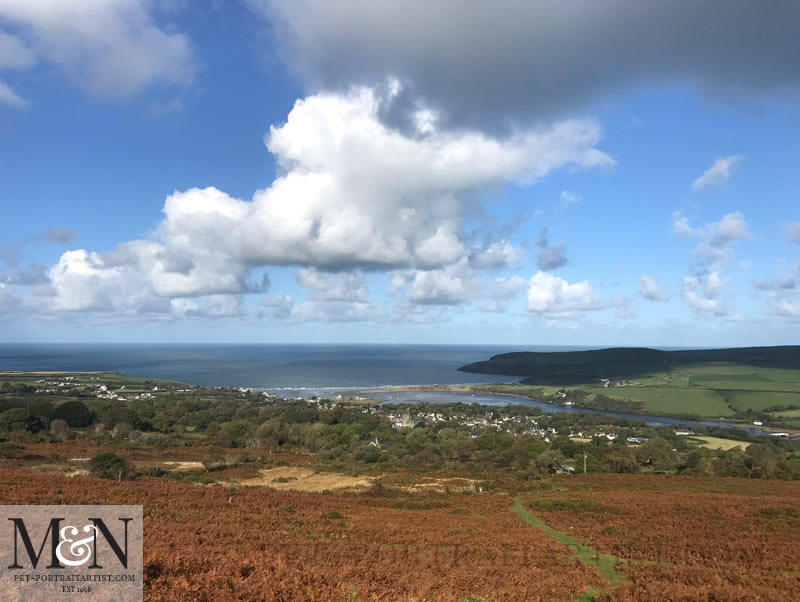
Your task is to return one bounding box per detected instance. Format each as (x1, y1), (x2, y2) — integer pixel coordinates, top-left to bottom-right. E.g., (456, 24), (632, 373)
(89, 452), (133, 480)
(52, 400), (93, 428)
(712, 449), (750, 478)
(0, 408), (32, 432)
(533, 450), (567, 475)
(635, 436), (679, 471)
(0, 407), (45, 433)
(102, 406), (139, 428)
(681, 448), (714, 477)
(475, 428), (506, 452)
(746, 444), (781, 479)
(151, 413), (173, 433)
(201, 453), (226, 472)
(112, 423), (132, 440)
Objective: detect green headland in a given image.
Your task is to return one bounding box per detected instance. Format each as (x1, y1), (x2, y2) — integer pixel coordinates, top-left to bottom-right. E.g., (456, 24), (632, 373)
(457, 345), (800, 425)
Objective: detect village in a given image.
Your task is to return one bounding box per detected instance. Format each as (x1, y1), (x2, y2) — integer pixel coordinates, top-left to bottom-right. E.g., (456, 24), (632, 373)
(19, 371), (662, 448)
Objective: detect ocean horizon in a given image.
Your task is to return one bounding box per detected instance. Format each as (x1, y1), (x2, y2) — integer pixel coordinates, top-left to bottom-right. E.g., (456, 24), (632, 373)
(0, 343), (598, 393)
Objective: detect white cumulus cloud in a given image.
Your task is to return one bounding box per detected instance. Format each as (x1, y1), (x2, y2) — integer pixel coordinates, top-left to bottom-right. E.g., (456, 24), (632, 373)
(41, 83), (613, 317)
(407, 259), (482, 306)
(296, 268), (367, 302)
(672, 210), (750, 260)
(526, 271), (601, 316)
(470, 239), (521, 270)
(681, 269), (727, 315)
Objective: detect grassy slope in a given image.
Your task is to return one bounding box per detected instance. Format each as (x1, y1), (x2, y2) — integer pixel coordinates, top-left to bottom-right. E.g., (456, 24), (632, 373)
(723, 390), (800, 412)
(581, 385), (734, 416)
(459, 347), (800, 420)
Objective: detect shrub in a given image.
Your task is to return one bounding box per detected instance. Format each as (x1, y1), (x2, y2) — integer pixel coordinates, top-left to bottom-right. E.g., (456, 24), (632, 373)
(141, 467), (168, 478)
(369, 478), (387, 497)
(178, 474), (216, 485)
(0, 408), (39, 433)
(201, 453), (226, 472)
(89, 452), (133, 480)
(49, 419), (71, 441)
(759, 507), (798, 519)
(530, 498), (613, 514)
(0, 441), (25, 459)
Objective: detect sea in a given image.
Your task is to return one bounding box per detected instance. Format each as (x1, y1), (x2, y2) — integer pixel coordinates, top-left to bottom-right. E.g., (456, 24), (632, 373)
(0, 343), (565, 393)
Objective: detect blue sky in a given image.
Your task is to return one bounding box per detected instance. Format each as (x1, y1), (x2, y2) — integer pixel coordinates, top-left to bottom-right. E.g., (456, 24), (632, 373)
(0, 1), (799, 346)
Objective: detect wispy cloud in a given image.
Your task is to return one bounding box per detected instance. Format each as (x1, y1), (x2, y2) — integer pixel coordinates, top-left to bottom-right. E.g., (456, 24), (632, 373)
(785, 222), (800, 243)
(691, 155), (742, 193)
(0, 0), (195, 102)
(536, 227), (568, 271)
(0, 79), (27, 109)
(639, 274), (669, 302)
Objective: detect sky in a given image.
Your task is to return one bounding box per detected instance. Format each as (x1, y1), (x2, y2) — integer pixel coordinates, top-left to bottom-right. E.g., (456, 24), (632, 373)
(0, 0), (799, 346)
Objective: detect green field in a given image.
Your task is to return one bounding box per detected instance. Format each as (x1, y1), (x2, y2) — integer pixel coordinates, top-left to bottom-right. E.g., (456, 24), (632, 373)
(722, 390), (800, 412)
(0, 371), (181, 387)
(690, 436), (750, 451)
(470, 363), (800, 421)
(473, 384), (565, 397)
(582, 364), (800, 418)
(773, 409), (800, 418)
(581, 385), (734, 417)
(461, 348), (800, 422)
(686, 365), (800, 392)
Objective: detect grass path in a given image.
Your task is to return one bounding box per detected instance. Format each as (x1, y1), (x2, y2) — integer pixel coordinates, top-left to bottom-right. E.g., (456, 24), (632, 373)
(510, 498), (626, 600)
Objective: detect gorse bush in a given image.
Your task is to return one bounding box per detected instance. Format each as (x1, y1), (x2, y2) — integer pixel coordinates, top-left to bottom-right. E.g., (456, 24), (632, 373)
(89, 452), (133, 480)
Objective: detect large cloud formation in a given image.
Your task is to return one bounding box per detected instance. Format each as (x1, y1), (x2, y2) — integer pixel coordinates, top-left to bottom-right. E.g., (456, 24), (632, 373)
(259, 0), (800, 130)
(40, 84), (612, 316)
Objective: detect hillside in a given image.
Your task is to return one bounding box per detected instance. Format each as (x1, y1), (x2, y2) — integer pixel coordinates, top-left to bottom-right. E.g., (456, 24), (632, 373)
(2, 444), (800, 602)
(459, 346), (800, 385)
